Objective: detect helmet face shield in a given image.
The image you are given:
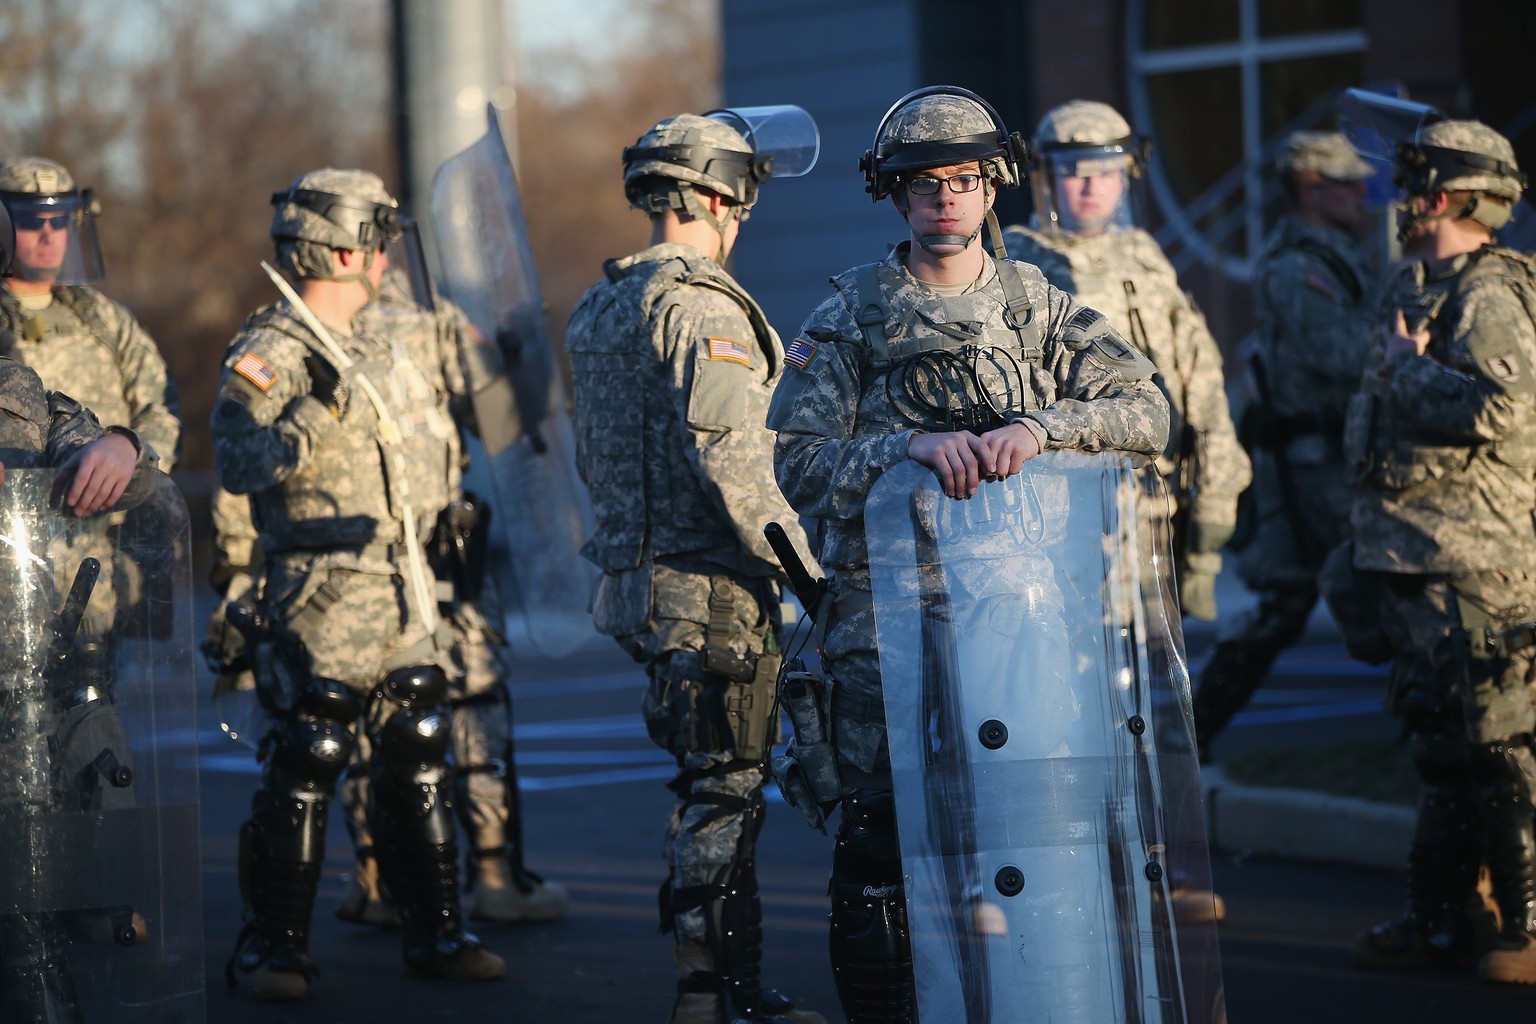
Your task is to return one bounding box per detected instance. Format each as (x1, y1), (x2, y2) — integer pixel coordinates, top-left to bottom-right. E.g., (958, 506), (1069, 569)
(705, 104), (820, 179)
(380, 215), (434, 311)
(0, 190), (105, 285)
(1337, 87), (1443, 166)
(271, 187), (405, 252)
(1030, 145), (1145, 236)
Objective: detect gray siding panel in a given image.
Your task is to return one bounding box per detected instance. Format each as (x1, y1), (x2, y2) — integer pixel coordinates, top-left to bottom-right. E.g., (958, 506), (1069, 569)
(721, 0), (922, 339)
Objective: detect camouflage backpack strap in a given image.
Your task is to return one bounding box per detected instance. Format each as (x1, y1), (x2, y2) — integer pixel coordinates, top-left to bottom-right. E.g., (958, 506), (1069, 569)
(851, 261), (894, 366)
(995, 259), (1044, 365)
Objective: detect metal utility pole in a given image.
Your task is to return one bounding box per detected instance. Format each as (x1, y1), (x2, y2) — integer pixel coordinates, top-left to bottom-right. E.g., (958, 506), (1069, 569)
(390, 0), (517, 244)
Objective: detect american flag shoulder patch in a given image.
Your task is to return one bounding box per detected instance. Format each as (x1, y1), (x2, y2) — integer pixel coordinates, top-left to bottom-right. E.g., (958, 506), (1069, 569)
(232, 352), (278, 392)
(708, 337), (751, 366)
(784, 337), (817, 370)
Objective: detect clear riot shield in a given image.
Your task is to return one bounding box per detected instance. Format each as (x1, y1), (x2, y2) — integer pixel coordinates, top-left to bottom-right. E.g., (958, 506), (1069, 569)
(0, 470), (203, 1023)
(866, 454), (1223, 1024)
(429, 104), (597, 657)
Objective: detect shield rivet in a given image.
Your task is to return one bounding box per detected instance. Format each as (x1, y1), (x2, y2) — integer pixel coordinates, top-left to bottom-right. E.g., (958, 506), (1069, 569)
(1127, 715), (1146, 735)
(995, 865), (1025, 897)
(979, 719), (1008, 749)
(1144, 862), (1163, 882)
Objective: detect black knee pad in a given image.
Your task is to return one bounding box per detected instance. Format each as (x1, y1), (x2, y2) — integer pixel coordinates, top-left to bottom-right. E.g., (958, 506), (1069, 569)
(379, 663), (450, 709)
(268, 679), (362, 788)
(829, 789), (914, 1024)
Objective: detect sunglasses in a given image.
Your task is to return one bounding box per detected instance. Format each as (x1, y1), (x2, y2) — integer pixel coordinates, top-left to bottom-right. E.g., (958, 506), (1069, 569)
(14, 212), (71, 232)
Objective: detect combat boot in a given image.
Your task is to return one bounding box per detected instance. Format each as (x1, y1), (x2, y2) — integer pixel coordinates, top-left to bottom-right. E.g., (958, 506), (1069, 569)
(335, 853), (403, 928)
(667, 945), (826, 1024)
(228, 927), (316, 1001)
(1351, 913), (1480, 970)
(403, 932), (507, 982)
(469, 855), (570, 924)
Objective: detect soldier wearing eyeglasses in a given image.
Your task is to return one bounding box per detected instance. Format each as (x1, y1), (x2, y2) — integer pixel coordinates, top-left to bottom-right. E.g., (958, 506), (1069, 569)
(765, 86), (1168, 1023)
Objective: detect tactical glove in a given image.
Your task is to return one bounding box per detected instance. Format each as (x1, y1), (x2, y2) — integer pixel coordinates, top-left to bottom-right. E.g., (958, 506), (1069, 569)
(305, 354), (349, 419)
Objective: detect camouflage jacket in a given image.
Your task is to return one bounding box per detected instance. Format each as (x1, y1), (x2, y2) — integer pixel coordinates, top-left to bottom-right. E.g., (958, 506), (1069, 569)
(1347, 245), (1536, 573)
(211, 301), (460, 561)
(209, 296), (476, 577)
(767, 244), (1169, 574)
(0, 357), (158, 492)
(1004, 224), (1249, 526)
(1252, 215), (1377, 434)
(567, 242), (814, 580)
(0, 286), (181, 469)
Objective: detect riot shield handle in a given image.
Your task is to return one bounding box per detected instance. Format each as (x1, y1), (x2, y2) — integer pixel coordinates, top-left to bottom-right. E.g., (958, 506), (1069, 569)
(47, 556), (101, 679)
(765, 522), (825, 619)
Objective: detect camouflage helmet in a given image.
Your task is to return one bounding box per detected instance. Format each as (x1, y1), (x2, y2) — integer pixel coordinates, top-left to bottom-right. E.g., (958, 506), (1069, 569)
(1275, 130), (1373, 182)
(0, 156), (105, 284)
(269, 168), (404, 251)
(0, 156), (77, 196)
(1395, 119), (1526, 203)
(622, 114), (763, 212)
(1030, 100), (1150, 177)
(862, 86), (1028, 201)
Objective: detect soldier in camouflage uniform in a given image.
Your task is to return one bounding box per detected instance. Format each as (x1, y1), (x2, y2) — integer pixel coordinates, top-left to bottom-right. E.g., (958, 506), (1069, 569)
(766, 86), (1169, 1024)
(1191, 131), (1378, 761)
(208, 286), (569, 930)
(566, 112), (823, 1024)
(212, 168), (504, 999)
(1340, 121), (1536, 984)
(0, 156), (182, 686)
(1003, 100), (1250, 623)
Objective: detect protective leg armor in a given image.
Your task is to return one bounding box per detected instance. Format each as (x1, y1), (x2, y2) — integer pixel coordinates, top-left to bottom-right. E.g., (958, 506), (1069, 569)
(232, 678), (362, 990)
(367, 665), (495, 975)
(828, 789), (914, 1024)
(1474, 739), (1536, 983)
(1353, 729), (1483, 969)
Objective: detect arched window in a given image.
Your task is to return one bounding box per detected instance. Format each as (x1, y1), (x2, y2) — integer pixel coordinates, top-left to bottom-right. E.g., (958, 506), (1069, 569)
(1126, 0), (1366, 279)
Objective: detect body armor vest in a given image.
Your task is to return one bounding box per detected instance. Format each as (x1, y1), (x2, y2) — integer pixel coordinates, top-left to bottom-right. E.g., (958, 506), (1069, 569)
(245, 309), (455, 552)
(568, 250), (777, 572)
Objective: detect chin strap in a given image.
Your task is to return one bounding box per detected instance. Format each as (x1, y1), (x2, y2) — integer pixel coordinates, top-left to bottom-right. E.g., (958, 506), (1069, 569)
(677, 187), (742, 266)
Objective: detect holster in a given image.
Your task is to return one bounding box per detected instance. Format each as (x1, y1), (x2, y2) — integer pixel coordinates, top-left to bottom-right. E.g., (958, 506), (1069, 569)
(771, 659), (841, 831)
(226, 603), (306, 717)
(429, 492), (491, 603)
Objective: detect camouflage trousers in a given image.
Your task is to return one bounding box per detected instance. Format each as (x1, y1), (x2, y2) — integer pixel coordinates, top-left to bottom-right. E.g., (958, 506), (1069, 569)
(340, 592), (517, 861)
(604, 562), (780, 944)
(261, 557), (449, 691)
(1378, 569), (1536, 745)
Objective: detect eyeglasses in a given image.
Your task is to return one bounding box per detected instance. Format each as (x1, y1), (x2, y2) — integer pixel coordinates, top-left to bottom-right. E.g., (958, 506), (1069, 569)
(14, 212), (71, 232)
(905, 174), (982, 195)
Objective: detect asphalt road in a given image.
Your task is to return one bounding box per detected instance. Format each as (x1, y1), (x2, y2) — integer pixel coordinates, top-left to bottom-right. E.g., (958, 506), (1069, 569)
(181, 586), (1536, 1023)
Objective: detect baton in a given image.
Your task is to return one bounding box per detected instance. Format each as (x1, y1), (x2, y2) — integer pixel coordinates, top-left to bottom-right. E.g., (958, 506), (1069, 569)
(48, 556), (101, 676)
(765, 521), (825, 619)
